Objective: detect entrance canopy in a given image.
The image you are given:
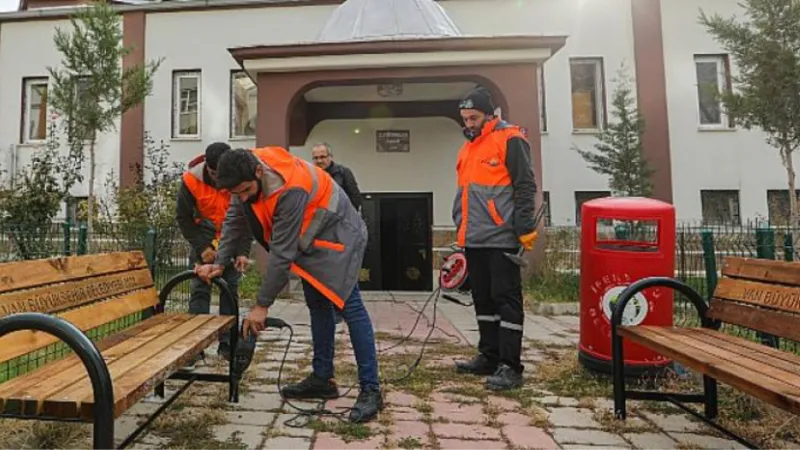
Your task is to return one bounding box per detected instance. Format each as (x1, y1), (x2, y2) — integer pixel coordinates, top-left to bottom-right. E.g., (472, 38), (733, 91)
(227, 0), (566, 274)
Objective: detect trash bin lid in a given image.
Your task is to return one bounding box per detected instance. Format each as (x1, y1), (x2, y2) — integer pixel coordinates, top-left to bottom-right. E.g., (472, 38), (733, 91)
(582, 197), (675, 219)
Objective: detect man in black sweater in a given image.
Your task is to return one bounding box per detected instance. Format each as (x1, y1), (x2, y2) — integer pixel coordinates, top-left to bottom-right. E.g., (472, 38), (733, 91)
(311, 142), (362, 212)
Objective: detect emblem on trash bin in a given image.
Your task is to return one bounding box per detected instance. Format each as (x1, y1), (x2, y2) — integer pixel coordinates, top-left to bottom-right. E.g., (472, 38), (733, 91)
(600, 285), (649, 326)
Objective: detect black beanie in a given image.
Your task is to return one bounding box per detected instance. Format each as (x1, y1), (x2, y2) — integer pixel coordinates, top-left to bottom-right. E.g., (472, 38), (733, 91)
(459, 86), (495, 114)
(205, 142), (231, 170)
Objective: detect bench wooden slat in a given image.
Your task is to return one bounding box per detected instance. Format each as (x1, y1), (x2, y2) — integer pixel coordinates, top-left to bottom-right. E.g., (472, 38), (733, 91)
(680, 328), (800, 379)
(707, 299), (800, 341)
(42, 314), (233, 419)
(712, 277), (800, 315)
(691, 328), (800, 369)
(665, 327), (800, 389)
(723, 257), (800, 286)
(1, 314), (191, 416)
(0, 288), (159, 363)
(0, 313), (173, 403)
(84, 315), (234, 420)
(0, 252), (147, 295)
(0, 269), (153, 319)
(619, 326), (800, 415)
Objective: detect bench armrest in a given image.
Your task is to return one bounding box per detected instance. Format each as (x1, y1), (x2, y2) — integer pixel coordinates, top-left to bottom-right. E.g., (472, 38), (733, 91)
(0, 312), (115, 449)
(611, 276), (717, 332)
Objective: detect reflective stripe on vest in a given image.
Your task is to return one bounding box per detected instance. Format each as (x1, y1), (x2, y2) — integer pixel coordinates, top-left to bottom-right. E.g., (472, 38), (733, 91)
(182, 161), (231, 239)
(454, 119), (527, 248)
(249, 147), (346, 309)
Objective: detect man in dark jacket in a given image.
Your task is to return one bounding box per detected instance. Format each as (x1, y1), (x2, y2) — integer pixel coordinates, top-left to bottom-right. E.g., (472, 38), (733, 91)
(311, 142), (362, 211)
(176, 142), (250, 365)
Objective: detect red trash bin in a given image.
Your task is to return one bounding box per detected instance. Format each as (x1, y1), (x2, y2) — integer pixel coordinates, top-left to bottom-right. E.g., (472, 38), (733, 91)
(577, 197), (676, 376)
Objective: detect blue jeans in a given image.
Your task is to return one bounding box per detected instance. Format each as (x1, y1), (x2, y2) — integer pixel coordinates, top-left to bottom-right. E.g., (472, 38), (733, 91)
(302, 280), (380, 389)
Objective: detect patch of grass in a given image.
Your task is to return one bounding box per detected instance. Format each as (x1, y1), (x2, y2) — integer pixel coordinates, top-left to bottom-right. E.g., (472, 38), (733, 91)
(396, 436), (423, 449)
(309, 419), (372, 442)
(149, 406), (245, 449)
(533, 349), (612, 399)
(714, 389), (800, 448)
(238, 265), (261, 301)
(413, 400), (433, 414)
(378, 346), (475, 399)
(440, 384), (487, 400)
(524, 273), (578, 305)
(593, 408), (654, 434)
(0, 421), (90, 449)
(493, 387), (542, 409)
(527, 406), (551, 428)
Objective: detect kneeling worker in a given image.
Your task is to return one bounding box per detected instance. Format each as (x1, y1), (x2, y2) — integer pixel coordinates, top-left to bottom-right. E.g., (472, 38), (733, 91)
(177, 142), (249, 365)
(195, 147), (383, 423)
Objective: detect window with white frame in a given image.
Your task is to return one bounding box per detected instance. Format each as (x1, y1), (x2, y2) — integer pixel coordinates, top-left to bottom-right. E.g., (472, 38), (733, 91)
(700, 190), (741, 225)
(538, 65), (547, 133)
(22, 77), (49, 143)
(172, 71), (201, 138)
(570, 58), (605, 131)
(694, 54), (731, 128)
(230, 71), (257, 139)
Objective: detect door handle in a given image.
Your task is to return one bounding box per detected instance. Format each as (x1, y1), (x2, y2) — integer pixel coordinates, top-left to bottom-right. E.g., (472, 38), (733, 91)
(419, 249), (427, 260)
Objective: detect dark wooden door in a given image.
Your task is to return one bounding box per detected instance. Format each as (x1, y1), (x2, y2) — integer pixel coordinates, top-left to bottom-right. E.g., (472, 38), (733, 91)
(358, 194), (383, 290)
(390, 196), (433, 291)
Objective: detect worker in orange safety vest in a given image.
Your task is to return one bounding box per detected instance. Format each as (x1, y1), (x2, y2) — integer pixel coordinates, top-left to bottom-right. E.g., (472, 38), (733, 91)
(451, 87), (539, 391)
(176, 142), (250, 367)
(194, 147), (383, 423)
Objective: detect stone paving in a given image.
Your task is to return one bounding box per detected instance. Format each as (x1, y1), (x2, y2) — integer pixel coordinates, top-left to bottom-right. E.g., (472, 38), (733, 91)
(94, 295), (751, 450)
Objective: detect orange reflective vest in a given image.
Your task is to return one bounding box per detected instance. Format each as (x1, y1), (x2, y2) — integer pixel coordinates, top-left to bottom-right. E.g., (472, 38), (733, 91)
(182, 159), (231, 241)
(244, 147), (367, 310)
(453, 118), (527, 248)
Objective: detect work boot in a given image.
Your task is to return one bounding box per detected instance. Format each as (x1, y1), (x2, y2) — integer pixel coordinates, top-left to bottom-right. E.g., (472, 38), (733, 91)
(280, 373), (340, 400)
(485, 363), (523, 391)
(349, 386), (384, 423)
(455, 354), (498, 375)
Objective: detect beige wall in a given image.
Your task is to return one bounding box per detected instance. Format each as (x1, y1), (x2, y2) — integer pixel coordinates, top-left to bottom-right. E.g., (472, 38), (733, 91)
(291, 117), (465, 227)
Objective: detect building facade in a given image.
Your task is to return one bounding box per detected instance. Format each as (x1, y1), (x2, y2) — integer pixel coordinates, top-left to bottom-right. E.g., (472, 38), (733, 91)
(0, 0), (795, 233)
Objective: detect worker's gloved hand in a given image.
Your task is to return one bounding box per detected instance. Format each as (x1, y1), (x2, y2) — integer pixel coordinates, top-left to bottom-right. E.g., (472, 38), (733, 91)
(519, 231), (538, 251)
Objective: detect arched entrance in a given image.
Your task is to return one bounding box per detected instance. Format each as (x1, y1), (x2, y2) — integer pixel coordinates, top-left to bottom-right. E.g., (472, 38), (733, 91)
(229, 0), (566, 288)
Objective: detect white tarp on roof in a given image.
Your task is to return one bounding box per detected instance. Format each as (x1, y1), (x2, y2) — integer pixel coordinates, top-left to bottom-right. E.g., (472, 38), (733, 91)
(317, 0), (462, 42)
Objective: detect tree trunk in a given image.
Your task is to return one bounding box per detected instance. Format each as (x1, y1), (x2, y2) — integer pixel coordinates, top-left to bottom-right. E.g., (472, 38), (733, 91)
(782, 147), (799, 228)
(87, 137), (96, 248)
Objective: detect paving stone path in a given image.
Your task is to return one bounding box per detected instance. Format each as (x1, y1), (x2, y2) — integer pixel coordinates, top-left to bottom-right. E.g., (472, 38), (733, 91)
(98, 296), (748, 449)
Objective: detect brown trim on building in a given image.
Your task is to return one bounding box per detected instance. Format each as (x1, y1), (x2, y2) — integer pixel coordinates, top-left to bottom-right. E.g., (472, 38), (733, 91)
(230, 35), (566, 63)
(254, 67), (512, 149)
(119, 10), (145, 187)
(632, 0), (673, 203)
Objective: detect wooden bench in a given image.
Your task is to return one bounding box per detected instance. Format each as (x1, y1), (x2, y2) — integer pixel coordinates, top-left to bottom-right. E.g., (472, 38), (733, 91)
(612, 256), (800, 450)
(0, 251), (240, 449)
